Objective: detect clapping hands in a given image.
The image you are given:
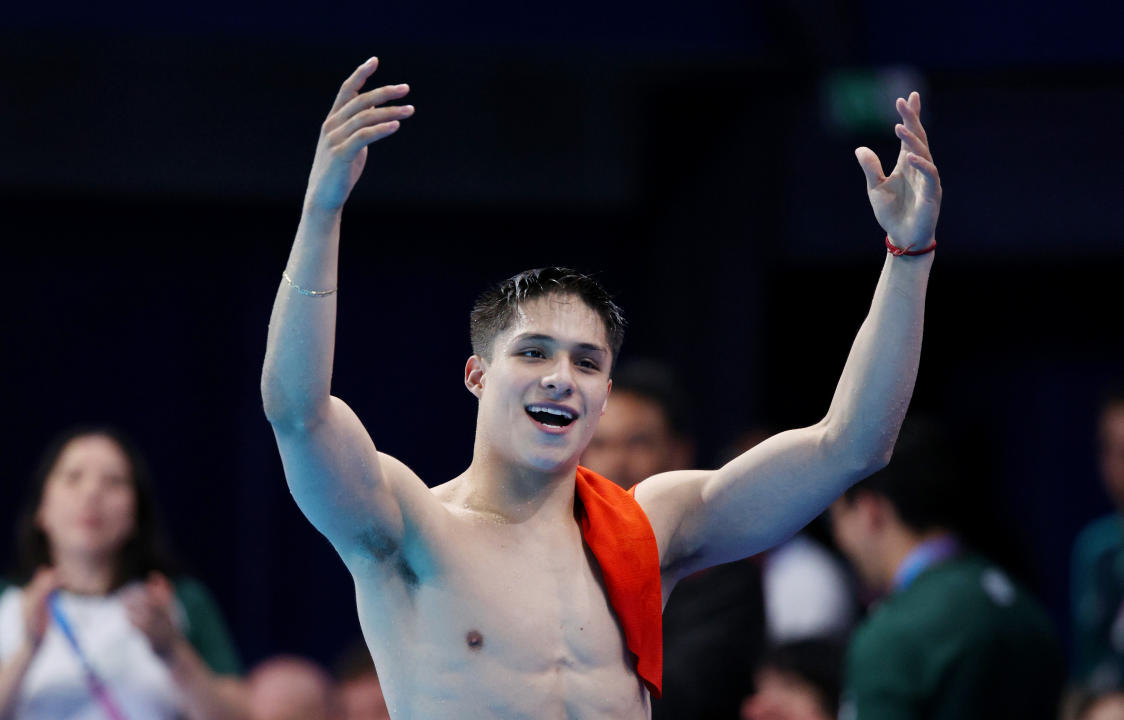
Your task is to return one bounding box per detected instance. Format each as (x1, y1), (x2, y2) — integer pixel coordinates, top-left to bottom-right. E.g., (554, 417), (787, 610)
(121, 572), (181, 660)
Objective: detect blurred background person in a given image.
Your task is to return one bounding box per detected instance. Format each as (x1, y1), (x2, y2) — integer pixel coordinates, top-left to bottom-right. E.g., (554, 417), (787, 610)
(2, 3), (1121, 690)
(581, 359), (695, 491)
(830, 419), (1064, 719)
(247, 655), (336, 720)
(582, 359), (766, 720)
(0, 427), (246, 720)
(334, 641), (391, 720)
(1072, 384), (1124, 690)
(740, 638), (844, 720)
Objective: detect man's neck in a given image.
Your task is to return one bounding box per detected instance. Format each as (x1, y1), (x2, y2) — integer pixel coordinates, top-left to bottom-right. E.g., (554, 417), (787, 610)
(459, 450), (579, 525)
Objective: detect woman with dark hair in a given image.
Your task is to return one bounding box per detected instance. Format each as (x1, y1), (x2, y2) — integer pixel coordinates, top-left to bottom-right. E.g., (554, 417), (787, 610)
(0, 428), (248, 719)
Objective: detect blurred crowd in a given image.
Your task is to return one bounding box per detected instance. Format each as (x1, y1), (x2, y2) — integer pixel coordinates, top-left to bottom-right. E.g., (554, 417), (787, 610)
(2, 363), (1122, 719)
(0, 429), (390, 720)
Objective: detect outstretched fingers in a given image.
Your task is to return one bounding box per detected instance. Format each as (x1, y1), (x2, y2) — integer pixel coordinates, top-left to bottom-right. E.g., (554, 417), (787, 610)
(321, 63), (414, 161)
(337, 121), (403, 158)
(855, 146), (886, 190)
(327, 84), (411, 132)
(907, 153), (942, 199)
(896, 93), (929, 146)
(894, 123), (932, 162)
(328, 103), (414, 146)
(330, 57), (381, 114)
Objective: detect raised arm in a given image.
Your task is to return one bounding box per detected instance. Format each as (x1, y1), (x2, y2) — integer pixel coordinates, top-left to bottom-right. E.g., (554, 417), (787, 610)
(636, 92), (941, 578)
(261, 58), (430, 564)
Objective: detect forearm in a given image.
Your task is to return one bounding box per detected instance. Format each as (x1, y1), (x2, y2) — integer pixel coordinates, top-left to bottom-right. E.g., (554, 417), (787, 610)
(165, 639), (249, 720)
(263, 59), (411, 427)
(821, 250), (933, 471)
(0, 643), (36, 719)
(261, 206), (343, 426)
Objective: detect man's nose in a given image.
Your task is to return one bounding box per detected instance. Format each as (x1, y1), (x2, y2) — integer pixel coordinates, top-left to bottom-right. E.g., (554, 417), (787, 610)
(541, 360), (575, 397)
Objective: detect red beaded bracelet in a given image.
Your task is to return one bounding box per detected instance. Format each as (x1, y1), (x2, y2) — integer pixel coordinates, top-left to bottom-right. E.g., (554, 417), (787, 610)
(885, 235), (937, 256)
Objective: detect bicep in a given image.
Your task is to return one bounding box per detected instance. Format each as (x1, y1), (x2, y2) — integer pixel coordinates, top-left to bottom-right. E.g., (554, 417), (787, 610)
(270, 396), (429, 563)
(638, 423), (866, 576)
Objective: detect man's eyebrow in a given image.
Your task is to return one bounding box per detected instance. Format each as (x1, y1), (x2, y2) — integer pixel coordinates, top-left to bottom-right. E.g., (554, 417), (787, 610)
(575, 343), (609, 356)
(512, 333), (557, 345)
(512, 333), (608, 355)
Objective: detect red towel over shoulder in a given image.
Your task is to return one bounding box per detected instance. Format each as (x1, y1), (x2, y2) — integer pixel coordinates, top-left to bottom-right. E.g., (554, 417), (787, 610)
(574, 465), (664, 697)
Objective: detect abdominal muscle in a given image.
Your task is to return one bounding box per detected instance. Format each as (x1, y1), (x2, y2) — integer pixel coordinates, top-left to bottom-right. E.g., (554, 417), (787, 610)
(350, 507), (652, 720)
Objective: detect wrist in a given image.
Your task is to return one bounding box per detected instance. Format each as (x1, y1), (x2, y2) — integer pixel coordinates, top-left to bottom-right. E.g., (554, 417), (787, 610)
(301, 202), (343, 225)
(161, 636), (211, 686)
(13, 639), (40, 667)
(302, 196), (343, 214)
(885, 234), (936, 257)
(297, 204), (344, 241)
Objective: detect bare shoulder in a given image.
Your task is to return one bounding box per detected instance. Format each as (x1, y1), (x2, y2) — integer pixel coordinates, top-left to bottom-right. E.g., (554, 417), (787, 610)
(377, 451), (443, 508)
(344, 452), (454, 572)
(630, 469), (712, 572)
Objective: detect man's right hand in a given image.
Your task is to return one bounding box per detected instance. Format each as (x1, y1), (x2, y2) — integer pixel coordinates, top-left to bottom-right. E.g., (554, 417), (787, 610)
(304, 57), (414, 213)
(21, 567), (60, 651)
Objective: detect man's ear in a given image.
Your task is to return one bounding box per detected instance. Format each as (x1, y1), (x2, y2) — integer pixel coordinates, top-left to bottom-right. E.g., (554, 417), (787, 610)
(465, 355), (487, 398)
(600, 378), (613, 416)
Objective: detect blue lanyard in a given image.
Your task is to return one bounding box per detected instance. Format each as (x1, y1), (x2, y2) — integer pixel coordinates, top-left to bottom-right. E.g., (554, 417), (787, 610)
(47, 592), (130, 720)
(892, 535), (962, 592)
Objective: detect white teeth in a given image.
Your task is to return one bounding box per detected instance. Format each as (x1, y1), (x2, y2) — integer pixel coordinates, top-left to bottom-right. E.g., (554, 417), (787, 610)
(527, 405), (575, 420)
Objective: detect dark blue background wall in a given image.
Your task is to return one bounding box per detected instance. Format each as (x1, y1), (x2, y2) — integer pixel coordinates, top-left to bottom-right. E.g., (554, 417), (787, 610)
(1, 0), (1121, 669)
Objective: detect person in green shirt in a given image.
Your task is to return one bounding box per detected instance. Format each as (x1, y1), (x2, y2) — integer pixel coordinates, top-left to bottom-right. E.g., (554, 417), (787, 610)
(1072, 385), (1124, 689)
(830, 421), (1064, 720)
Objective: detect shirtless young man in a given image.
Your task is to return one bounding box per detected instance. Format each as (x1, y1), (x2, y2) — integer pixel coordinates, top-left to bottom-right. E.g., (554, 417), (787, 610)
(261, 57), (942, 719)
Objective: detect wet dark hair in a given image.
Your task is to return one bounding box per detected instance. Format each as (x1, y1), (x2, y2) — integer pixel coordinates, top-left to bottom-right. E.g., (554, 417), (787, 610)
(755, 639), (844, 716)
(469, 267), (626, 368)
(14, 426), (176, 589)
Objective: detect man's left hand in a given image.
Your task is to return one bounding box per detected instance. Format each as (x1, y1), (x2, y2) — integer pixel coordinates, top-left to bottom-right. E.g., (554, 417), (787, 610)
(855, 91), (942, 252)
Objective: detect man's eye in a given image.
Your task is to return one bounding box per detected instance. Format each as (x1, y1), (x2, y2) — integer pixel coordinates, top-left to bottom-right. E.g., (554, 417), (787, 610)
(577, 359), (600, 371)
(520, 349), (545, 359)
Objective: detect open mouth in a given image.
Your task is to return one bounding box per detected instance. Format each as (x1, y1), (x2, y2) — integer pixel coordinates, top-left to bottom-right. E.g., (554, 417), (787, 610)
(525, 404), (578, 429)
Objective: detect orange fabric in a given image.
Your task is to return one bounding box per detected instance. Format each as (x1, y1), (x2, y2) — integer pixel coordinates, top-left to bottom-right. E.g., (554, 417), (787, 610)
(574, 465), (663, 697)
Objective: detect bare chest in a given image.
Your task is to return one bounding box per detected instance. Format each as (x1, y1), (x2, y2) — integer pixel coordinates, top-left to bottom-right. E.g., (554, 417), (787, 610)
(427, 518), (627, 671)
(355, 515), (648, 718)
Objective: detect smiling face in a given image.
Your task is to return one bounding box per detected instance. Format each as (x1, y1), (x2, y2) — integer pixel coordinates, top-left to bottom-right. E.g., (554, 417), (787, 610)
(466, 293), (613, 474)
(36, 434), (138, 564)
